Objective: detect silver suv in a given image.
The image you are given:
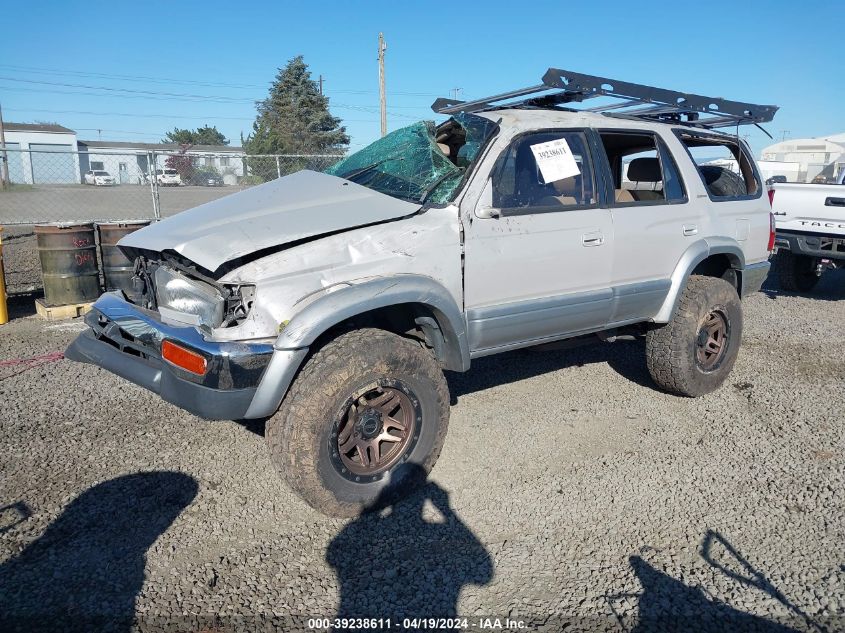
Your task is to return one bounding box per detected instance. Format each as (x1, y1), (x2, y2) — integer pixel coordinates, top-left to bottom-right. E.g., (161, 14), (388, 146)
(67, 69), (777, 516)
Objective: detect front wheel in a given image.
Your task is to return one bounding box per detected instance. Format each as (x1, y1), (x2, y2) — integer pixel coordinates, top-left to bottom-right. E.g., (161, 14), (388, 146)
(646, 276), (742, 397)
(266, 328), (450, 517)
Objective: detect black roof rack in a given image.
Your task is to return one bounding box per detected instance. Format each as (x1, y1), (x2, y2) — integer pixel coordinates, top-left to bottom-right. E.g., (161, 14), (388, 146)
(432, 68), (778, 130)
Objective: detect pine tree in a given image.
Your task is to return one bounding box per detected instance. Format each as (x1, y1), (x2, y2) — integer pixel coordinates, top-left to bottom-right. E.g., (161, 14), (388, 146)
(244, 56), (349, 161)
(162, 126), (229, 146)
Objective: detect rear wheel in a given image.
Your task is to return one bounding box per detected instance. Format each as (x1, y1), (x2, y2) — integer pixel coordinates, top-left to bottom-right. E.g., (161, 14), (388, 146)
(771, 251), (820, 292)
(266, 328), (450, 517)
(646, 276), (742, 397)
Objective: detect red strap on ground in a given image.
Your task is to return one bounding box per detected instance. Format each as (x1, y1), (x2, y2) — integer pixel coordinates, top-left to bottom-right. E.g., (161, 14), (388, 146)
(0, 351), (65, 381)
(0, 351), (65, 367)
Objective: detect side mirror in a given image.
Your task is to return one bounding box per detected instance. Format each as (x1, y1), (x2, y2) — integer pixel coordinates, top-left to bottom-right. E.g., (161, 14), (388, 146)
(475, 179), (501, 219)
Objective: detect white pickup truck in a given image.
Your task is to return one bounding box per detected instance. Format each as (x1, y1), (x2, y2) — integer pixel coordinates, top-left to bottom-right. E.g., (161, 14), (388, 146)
(770, 183), (845, 291)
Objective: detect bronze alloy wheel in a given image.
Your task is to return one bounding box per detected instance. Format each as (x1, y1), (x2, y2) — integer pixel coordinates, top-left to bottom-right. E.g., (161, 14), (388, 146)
(330, 380), (421, 482)
(695, 308), (729, 372)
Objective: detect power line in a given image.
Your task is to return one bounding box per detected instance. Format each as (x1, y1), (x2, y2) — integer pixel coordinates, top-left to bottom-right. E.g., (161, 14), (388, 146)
(0, 76), (255, 102)
(0, 84), (235, 103)
(0, 83), (427, 120)
(74, 128), (168, 137)
(3, 107), (388, 125)
(4, 107), (253, 121)
(0, 63), (443, 97)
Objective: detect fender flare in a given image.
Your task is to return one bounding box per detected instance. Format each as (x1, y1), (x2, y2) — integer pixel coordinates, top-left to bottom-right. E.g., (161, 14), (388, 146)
(275, 275), (470, 372)
(653, 239), (745, 323)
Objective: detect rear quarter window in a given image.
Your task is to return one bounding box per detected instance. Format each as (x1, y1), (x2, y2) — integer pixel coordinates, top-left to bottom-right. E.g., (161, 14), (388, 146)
(674, 130), (761, 201)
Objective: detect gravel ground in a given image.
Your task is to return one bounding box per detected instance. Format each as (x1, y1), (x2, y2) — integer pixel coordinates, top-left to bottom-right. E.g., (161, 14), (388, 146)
(0, 272), (843, 632)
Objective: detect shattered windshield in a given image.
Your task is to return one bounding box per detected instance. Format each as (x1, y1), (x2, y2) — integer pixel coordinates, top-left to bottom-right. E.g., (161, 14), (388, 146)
(325, 113), (498, 205)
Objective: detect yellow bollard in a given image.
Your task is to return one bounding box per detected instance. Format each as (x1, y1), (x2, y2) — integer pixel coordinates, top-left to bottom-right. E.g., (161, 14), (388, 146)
(0, 227), (8, 325)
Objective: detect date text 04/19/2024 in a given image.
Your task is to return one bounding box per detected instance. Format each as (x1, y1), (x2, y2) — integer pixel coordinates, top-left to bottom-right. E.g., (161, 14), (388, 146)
(306, 617), (527, 630)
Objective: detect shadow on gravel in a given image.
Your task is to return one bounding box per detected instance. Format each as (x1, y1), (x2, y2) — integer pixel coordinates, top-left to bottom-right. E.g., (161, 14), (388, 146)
(233, 417), (267, 437)
(619, 530), (824, 632)
(0, 501), (32, 535)
(3, 293), (41, 319)
(326, 464), (493, 624)
(0, 471), (198, 633)
(761, 267), (845, 302)
(446, 338), (653, 404)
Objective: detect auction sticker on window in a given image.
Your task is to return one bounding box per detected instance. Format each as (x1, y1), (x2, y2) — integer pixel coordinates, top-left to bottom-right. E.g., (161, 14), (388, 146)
(530, 138), (581, 183)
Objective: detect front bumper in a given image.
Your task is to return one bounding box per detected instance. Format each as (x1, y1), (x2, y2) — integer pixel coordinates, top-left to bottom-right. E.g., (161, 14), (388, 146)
(774, 230), (845, 262)
(65, 292), (305, 420)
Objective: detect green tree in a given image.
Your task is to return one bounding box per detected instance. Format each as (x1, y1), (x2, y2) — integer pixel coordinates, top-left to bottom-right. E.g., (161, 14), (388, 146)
(162, 125), (229, 146)
(243, 56), (349, 180)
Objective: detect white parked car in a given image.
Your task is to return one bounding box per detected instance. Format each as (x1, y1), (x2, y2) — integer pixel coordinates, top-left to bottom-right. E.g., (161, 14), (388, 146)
(155, 168), (182, 186)
(83, 170), (116, 186)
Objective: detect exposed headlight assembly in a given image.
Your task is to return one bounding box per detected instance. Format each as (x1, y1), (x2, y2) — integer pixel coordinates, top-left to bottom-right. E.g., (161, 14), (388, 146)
(154, 266), (225, 328)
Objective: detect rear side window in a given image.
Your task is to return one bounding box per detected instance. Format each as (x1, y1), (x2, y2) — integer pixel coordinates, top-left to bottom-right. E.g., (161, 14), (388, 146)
(597, 131), (686, 204)
(491, 131), (595, 212)
(675, 131), (761, 200)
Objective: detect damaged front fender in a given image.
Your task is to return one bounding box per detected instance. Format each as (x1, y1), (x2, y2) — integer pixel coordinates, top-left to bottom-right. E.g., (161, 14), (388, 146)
(275, 275), (470, 372)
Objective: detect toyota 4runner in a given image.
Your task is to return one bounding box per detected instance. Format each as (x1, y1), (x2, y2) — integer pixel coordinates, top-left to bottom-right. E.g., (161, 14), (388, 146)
(66, 69), (778, 516)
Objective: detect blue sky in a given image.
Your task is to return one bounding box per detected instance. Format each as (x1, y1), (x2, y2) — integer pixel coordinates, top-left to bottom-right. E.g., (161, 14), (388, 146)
(0, 0), (840, 155)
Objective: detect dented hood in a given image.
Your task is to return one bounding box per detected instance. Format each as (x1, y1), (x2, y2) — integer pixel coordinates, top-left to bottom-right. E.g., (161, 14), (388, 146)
(118, 170), (421, 271)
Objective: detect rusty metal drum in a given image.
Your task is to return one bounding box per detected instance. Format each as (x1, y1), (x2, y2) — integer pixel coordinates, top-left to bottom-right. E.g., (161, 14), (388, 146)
(35, 224), (101, 306)
(97, 221), (150, 295)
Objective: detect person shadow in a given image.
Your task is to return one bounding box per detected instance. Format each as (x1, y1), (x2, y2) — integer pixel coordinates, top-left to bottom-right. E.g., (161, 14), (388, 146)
(628, 555), (799, 632)
(622, 530), (825, 632)
(0, 471), (198, 633)
(326, 464), (493, 628)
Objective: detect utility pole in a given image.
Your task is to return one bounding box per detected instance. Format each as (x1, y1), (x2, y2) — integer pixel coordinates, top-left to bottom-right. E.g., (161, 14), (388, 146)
(378, 32), (387, 137)
(451, 87), (462, 101)
(780, 130), (790, 142)
(0, 101), (9, 190)
(318, 75), (324, 96)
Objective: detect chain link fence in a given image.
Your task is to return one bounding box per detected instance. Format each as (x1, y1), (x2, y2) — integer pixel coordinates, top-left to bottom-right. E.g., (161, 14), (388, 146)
(0, 148), (343, 225)
(0, 148), (343, 294)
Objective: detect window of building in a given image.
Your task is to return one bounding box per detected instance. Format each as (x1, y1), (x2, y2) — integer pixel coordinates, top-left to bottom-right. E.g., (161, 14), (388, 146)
(204, 157), (214, 167)
(219, 157), (229, 167)
(598, 132), (686, 204)
(91, 161), (104, 170)
(491, 131), (595, 212)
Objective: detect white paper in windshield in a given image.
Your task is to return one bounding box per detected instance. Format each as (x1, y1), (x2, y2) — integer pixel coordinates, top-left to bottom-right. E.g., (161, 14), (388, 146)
(530, 138), (581, 183)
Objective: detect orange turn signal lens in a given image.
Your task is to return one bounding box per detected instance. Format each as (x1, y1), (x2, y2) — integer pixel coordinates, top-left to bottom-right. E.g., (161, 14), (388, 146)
(161, 340), (208, 376)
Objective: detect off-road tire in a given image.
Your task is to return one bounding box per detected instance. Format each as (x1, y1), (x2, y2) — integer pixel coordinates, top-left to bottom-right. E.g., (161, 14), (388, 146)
(771, 251), (820, 292)
(646, 275), (742, 397)
(266, 328), (450, 517)
(700, 165), (747, 197)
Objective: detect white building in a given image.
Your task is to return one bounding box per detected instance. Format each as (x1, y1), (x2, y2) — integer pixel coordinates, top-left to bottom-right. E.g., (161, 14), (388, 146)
(1, 122), (81, 184)
(1, 123), (248, 185)
(759, 134), (845, 183)
(77, 141), (246, 185)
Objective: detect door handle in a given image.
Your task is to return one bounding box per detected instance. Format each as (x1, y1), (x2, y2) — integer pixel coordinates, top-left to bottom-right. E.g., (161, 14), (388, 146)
(683, 224), (698, 236)
(825, 197), (845, 207)
(581, 232), (605, 247)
